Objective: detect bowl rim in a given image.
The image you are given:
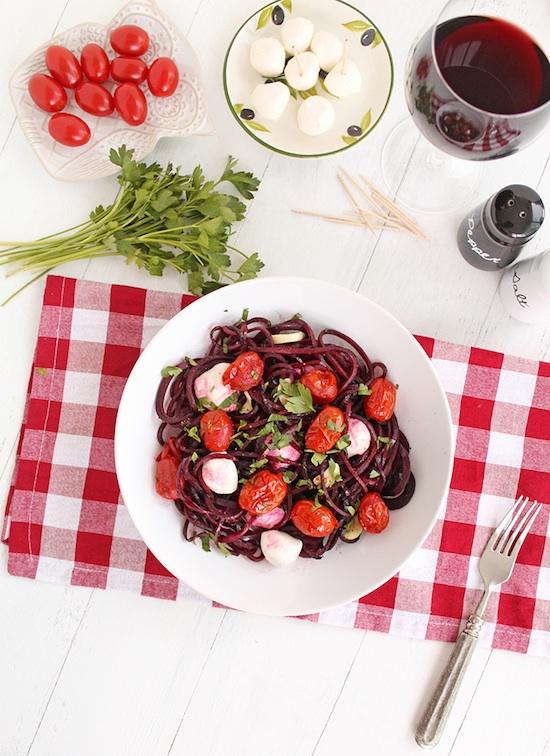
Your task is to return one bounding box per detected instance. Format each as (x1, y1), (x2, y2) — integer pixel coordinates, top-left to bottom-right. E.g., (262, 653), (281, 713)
(222, 0), (395, 159)
(114, 276), (454, 615)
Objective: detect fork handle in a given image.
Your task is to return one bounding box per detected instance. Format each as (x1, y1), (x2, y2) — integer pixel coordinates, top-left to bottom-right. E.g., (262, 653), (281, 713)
(415, 614), (483, 749)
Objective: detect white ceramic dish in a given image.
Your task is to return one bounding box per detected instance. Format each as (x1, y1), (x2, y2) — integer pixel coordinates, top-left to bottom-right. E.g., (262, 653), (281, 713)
(223, 0), (394, 158)
(10, 0), (210, 181)
(115, 277), (453, 616)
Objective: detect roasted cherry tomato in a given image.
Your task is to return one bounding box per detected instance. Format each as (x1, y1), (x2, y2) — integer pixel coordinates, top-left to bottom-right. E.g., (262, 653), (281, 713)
(114, 83), (148, 125)
(300, 368), (338, 403)
(110, 24), (149, 56)
(291, 499), (338, 538)
(223, 351), (265, 391)
(364, 377), (397, 422)
(111, 56), (148, 83)
(148, 57), (179, 97)
(305, 406), (346, 453)
(358, 492), (389, 534)
(45, 45), (82, 88)
(75, 82), (114, 116)
(200, 409), (234, 452)
(155, 440), (181, 500)
(239, 470), (287, 515)
(27, 73), (67, 113)
(48, 113), (91, 147)
(80, 43), (110, 83)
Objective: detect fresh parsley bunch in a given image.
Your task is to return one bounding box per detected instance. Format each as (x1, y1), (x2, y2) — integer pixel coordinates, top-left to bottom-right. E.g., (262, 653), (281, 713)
(0, 146), (263, 303)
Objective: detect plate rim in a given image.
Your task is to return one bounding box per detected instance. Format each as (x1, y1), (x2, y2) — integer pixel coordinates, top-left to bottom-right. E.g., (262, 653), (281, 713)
(222, 0), (395, 159)
(114, 276), (454, 616)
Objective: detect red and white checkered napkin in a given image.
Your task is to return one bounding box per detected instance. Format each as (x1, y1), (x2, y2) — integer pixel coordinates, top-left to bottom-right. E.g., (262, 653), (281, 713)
(3, 276), (550, 655)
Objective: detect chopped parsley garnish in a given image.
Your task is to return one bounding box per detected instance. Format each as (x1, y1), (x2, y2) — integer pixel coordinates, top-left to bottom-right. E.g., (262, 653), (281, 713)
(326, 459), (342, 485)
(197, 396), (216, 411)
(312, 495), (323, 511)
(335, 434), (351, 451)
(297, 478), (314, 489)
(199, 533), (212, 552)
(191, 451), (199, 463)
(310, 452), (327, 467)
(274, 379), (314, 415)
(222, 338), (230, 354)
(369, 469), (380, 479)
(282, 470), (295, 484)
(235, 307), (249, 325)
(377, 436), (392, 448)
(327, 420), (345, 432)
(291, 312), (303, 320)
(161, 365), (182, 378)
(218, 542), (232, 557)
(185, 356), (198, 366)
(186, 426), (201, 442)
(251, 369), (259, 380)
(357, 383), (372, 396)
(248, 458), (268, 474)
(345, 505), (356, 517)
(219, 391), (239, 409)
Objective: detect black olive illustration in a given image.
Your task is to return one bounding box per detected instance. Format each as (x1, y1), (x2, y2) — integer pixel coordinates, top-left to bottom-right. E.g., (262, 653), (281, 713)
(272, 5), (285, 25)
(361, 28), (376, 46)
(319, 69), (328, 80)
(240, 108), (255, 120)
(347, 125), (363, 137)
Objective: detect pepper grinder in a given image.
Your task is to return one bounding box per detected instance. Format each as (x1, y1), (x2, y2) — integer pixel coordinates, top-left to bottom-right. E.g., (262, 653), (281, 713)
(457, 185), (545, 271)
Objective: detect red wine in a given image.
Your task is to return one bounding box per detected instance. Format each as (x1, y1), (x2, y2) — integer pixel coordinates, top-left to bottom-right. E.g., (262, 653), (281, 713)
(435, 16), (550, 115)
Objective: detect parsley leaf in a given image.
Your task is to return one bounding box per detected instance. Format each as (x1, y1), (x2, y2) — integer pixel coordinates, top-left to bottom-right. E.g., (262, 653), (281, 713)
(357, 383), (372, 396)
(235, 307), (249, 325)
(219, 392), (239, 409)
(199, 533), (212, 552)
(291, 312), (303, 320)
(186, 426), (201, 442)
(369, 469), (380, 479)
(185, 356), (198, 366)
(282, 470), (295, 484)
(197, 396), (216, 411)
(218, 542), (232, 557)
(274, 379), (314, 415)
(161, 365), (182, 378)
(335, 434), (351, 451)
(191, 451), (199, 463)
(377, 436), (392, 448)
(297, 478), (314, 488)
(249, 458), (268, 474)
(240, 391), (254, 414)
(310, 452), (327, 466)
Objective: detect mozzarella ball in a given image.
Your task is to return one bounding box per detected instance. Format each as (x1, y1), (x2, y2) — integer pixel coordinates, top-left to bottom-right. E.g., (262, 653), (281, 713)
(202, 456), (238, 495)
(251, 82), (290, 120)
(310, 31), (344, 72)
(260, 530), (303, 566)
(346, 417), (371, 458)
(284, 51), (320, 91)
(250, 37), (286, 77)
(297, 96), (335, 136)
(251, 507), (285, 529)
(194, 363), (236, 409)
(281, 17), (314, 55)
(324, 59), (362, 97)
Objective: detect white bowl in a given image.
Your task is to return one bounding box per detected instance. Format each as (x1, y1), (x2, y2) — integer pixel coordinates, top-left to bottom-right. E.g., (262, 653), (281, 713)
(9, 0), (210, 181)
(223, 0), (394, 158)
(115, 278), (453, 616)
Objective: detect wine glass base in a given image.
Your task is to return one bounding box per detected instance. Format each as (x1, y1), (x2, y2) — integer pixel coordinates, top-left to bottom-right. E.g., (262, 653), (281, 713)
(381, 119), (482, 214)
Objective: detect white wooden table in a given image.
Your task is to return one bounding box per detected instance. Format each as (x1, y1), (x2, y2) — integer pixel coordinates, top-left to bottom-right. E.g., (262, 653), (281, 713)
(1, 1), (549, 754)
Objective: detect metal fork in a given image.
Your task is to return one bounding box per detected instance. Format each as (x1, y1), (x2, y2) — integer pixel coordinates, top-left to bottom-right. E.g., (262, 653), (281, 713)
(416, 495), (542, 749)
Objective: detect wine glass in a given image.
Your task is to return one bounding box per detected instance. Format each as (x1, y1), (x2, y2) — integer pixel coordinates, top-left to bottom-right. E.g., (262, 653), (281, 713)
(381, 0), (550, 213)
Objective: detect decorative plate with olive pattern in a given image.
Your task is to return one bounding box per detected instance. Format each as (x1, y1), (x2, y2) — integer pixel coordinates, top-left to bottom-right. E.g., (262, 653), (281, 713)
(223, 0), (393, 158)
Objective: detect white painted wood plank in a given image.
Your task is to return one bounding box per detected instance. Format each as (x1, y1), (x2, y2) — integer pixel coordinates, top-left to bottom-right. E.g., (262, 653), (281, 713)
(314, 631), (491, 756)
(168, 611), (365, 756)
(27, 591), (225, 756)
(0, 551), (92, 756)
(450, 649), (550, 756)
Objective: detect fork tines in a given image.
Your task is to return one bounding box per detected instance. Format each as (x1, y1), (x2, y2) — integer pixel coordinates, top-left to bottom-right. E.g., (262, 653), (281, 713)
(490, 495), (542, 559)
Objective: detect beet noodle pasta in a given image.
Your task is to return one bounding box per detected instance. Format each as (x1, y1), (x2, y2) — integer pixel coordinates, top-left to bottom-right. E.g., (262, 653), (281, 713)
(154, 312), (415, 565)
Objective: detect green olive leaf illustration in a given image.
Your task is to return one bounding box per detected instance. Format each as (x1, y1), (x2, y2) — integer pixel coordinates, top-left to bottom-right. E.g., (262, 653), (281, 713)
(372, 30), (382, 48)
(247, 120), (271, 133)
(360, 108), (372, 132)
(281, 0), (292, 11)
(298, 86), (318, 99)
(342, 135), (357, 145)
(257, 5), (273, 29)
(342, 20), (370, 32)
(320, 78), (337, 97)
(233, 103), (244, 113)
